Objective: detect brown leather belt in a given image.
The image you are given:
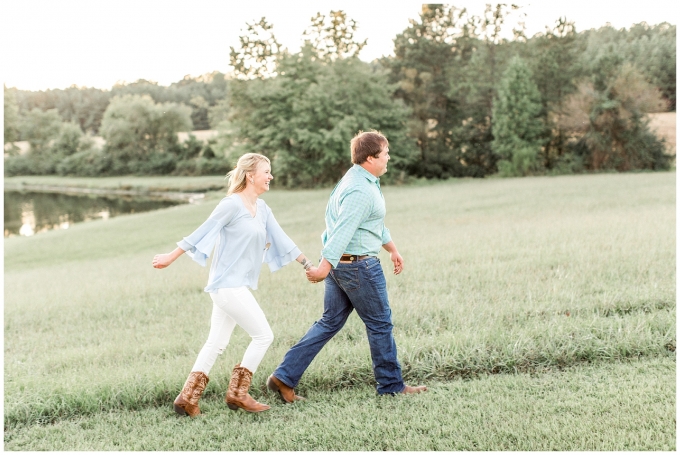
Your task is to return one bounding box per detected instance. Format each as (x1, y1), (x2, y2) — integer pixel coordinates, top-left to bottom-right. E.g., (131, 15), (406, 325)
(339, 254), (372, 263)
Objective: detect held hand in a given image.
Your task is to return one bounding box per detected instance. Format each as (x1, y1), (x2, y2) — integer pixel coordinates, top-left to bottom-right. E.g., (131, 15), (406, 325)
(390, 251), (404, 275)
(306, 266), (329, 284)
(152, 253), (174, 269)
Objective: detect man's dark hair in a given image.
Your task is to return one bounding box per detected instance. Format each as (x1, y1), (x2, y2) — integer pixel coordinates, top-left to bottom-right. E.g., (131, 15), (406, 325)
(351, 130), (388, 164)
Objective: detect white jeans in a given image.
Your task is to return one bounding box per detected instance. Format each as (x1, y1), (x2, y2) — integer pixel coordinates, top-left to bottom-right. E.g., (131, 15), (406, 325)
(191, 287), (274, 375)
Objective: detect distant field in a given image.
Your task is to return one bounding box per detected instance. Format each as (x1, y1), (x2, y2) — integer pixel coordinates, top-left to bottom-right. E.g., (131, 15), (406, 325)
(648, 111), (676, 155)
(3, 172), (675, 450)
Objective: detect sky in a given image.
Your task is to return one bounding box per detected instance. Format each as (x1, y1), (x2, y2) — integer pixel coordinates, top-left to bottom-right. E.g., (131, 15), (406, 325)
(1, 0), (677, 91)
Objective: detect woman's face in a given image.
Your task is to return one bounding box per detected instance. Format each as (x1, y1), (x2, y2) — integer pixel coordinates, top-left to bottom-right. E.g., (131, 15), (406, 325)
(249, 161), (273, 194)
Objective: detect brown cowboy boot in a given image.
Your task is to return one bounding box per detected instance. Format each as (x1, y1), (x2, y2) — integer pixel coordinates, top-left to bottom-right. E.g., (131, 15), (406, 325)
(266, 375), (305, 403)
(173, 371), (209, 417)
(225, 364), (270, 412)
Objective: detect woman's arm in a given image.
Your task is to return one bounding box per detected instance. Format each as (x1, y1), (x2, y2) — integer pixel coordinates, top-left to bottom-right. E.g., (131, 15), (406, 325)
(296, 253), (314, 270)
(263, 206), (309, 272)
(152, 246), (186, 269)
(178, 197), (239, 267)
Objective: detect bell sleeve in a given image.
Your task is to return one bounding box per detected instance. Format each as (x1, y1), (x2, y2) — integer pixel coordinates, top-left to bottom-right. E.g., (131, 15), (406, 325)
(263, 205), (301, 272)
(177, 197), (238, 267)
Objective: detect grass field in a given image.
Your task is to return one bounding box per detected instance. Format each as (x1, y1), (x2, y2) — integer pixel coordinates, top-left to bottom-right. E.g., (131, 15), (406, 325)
(3, 171), (676, 450)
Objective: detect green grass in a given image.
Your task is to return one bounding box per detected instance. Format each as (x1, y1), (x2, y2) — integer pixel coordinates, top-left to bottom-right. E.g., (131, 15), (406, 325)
(3, 171), (676, 450)
(4, 358), (674, 451)
(3, 175), (228, 193)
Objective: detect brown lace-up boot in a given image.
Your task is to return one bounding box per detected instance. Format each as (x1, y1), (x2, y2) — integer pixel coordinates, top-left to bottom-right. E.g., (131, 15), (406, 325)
(225, 363), (270, 412)
(173, 371), (209, 417)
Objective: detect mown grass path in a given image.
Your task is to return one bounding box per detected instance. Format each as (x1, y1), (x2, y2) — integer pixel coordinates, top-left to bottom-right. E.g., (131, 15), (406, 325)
(4, 172), (675, 450)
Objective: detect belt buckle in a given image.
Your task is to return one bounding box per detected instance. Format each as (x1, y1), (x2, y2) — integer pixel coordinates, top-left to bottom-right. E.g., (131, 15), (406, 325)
(340, 254), (355, 263)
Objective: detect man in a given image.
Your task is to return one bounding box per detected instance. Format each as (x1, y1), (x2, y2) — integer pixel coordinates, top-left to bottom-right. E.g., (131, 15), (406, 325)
(267, 130), (427, 400)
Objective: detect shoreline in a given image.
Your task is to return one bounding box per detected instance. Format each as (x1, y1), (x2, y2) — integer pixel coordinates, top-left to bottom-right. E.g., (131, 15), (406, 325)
(4, 182), (206, 202)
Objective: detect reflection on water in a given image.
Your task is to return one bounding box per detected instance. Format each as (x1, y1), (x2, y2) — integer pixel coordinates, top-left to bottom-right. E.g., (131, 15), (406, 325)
(4, 191), (183, 237)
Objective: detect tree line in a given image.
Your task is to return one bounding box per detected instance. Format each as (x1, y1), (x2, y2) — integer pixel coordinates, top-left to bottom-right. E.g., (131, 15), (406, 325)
(4, 4), (675, 184)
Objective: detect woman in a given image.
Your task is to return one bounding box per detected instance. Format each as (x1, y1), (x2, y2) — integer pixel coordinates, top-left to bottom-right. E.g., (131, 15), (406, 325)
(152, 153), (313, 417)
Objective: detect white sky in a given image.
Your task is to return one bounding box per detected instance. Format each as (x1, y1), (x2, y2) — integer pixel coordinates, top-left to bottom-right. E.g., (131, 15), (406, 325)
(1, 0), (677, 91)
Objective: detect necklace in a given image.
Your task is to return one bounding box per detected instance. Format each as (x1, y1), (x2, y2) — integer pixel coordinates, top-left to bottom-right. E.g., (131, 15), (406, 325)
(239, 194), (257, 216)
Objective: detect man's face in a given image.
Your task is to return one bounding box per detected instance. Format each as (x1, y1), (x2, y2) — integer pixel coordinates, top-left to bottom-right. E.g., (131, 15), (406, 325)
(369, 144), (390, 177)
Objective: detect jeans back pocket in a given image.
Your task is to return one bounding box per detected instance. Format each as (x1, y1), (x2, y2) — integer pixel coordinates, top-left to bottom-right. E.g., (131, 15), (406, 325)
(331, 267), (360, 292)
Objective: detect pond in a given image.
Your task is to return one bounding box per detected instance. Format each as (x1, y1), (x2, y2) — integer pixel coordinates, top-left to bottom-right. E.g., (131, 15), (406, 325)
(4, 191), (184, 237)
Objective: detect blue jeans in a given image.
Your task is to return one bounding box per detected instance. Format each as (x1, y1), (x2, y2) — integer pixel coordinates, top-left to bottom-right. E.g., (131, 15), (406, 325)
(273, 257), (405, 395)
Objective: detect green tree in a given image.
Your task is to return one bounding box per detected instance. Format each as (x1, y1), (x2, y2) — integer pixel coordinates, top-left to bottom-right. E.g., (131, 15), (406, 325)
(446, 4), (525, 178)
(387, 4), (522, 178)
(48, 123), (100, 176)
(226, 46), (415, 187)
(208, 96), (231, 130)
(12, 85), (111, 134)
(559, 61), (669, 171)
(4, 85), (20, 144)
(525, 18), (582, 169)
(467, 3), (526, 113)
(100, 94), (191, 174)
(50, 122), (85, 157)
(10, 113), (101, 176)
(387, 4), (475, 178)
(640, 23), (675, 110)
(303, 10), (367, 62)
(111, 79), (168, 102)
(54, 86), (111, 133)
(112, 73), (229, 130)
(19, 108), (62, 155)
(276, 54), (415, 187)
(578, 22), (675, 110)
(178, 134), (204, 161)
(167, 72), (229, 129)
(492, 56), (545, 176)
(229, 18), (282, 80)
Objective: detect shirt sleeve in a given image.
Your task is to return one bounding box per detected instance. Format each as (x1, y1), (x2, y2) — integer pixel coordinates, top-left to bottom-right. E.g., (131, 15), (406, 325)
(177, 197), (239, 267)
(381, 225), (392, 245)
(263, 205), (301, 272)
(321, 189), (372, 268)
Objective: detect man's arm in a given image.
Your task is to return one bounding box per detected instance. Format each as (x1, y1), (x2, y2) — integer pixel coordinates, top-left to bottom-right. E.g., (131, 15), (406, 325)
(320, 189), (372, 268)
(307, 188), (372, 283)
(382, 240), (404, 275)
(307, 240), (403, 282)
(306, 257), (332, 283)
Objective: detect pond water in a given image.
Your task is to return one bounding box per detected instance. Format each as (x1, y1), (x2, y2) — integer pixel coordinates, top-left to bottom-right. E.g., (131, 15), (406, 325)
(4, 191), (183, 237)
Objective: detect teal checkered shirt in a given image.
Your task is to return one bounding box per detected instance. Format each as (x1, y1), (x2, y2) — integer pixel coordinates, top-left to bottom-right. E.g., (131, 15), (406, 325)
(320, 164), (391, 268)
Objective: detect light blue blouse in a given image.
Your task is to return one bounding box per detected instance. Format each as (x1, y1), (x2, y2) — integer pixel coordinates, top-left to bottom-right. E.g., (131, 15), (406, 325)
(177, 194), (301, 292)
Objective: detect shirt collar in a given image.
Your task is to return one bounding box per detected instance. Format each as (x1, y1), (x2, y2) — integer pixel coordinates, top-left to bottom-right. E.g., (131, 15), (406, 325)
(352, 164), (380, 185)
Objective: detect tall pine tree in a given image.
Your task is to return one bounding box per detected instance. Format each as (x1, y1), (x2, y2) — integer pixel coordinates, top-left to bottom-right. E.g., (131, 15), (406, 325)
(492, 56), (545, 176)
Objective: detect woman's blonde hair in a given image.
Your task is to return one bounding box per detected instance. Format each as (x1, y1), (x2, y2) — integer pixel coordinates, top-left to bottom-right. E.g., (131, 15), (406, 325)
(225, 153), (271, 195)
